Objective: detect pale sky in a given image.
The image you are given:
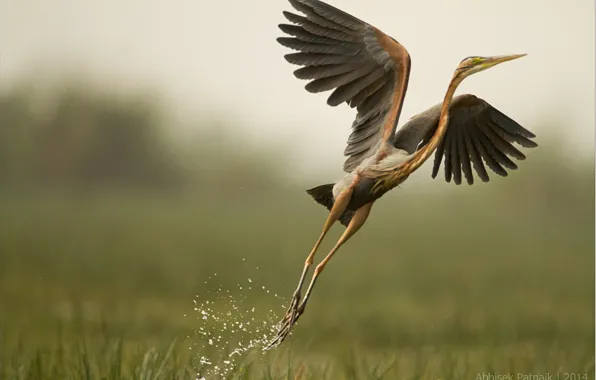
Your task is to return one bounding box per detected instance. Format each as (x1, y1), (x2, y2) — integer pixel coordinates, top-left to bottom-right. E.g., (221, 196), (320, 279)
(1, 0), (594, 178)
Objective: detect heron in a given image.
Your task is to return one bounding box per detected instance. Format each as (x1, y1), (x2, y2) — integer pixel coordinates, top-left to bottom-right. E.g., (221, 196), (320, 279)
(266, 0), (537, 349)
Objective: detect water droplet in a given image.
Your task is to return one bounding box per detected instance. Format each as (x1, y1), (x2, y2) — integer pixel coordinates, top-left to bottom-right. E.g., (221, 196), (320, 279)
(190, 270), (286, 378)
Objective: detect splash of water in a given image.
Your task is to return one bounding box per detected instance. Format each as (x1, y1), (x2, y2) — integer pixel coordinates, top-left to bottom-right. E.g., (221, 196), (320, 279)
(189, 263), (287, 379)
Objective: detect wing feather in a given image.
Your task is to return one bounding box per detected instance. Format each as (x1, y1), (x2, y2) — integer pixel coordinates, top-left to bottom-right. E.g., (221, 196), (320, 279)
(305, 62), (377, 93)
(277, 38), (361, 55)
(299, 0), (365, 29)
(284, 52), (364, 66)
(473, 127), (508, 177)
(358, 74), (395, 115)
(283, 11), (361, 42)
(279, 24), (355, 45)
(278, 0), (410, 173)
(293, 62), (363, 80)
(476, 126), (518, 170)
(457, 127), (473, 185)
(394, 94), (537, 184)
(288, 0), (359, 34)
(443, 131), (453, 182)
(464, 126), (489, 182)
(486, 118), (537, 148)
(327, 66), (387, 106)
(451, 127), (462, 184)
(431, 134), (446, 179)
(349, 74), (390, 109)
(478, 122), (525, 160)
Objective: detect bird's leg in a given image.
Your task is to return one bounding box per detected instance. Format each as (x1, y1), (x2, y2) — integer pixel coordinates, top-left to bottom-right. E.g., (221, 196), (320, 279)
(283, 184), (355, 321)
(283, 181), (354, 316)
(266, 200), (373, 350)
(297, 201), (373, 315)
(266, 175), (361, 350)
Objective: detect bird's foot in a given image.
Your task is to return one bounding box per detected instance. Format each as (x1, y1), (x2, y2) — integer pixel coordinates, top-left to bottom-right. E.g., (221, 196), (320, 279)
(264, 292), (304, 350)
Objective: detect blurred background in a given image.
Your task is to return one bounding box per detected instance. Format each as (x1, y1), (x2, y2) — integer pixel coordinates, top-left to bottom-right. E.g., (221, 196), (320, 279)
(0, 0), (594, 378)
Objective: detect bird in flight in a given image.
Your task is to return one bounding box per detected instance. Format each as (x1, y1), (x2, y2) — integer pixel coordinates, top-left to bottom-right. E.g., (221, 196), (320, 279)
(266, 0), (537, 349)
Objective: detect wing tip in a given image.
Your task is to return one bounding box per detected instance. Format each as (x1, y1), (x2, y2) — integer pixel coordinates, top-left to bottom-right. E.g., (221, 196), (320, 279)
(282, 10), (303, 23)
(305, 81), (329, 94)
(326, 96), (343, 107)
(278, 23), (295, 33)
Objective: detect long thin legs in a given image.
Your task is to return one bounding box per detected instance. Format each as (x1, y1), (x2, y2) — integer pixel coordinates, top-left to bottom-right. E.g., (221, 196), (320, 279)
(266, 200), (374, 349)
(283, 179), (356, 320)
(298, 201), (373, 312)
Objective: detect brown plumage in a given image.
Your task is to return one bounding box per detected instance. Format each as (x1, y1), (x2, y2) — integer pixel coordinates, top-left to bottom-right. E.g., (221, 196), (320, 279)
(266, 0), (537, 349)
(278, 0), (411, 173)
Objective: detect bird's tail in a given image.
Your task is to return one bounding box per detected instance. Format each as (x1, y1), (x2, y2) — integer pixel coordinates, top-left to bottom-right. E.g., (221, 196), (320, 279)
(305, 183), (353, 227)
(306, 184), (335, 210)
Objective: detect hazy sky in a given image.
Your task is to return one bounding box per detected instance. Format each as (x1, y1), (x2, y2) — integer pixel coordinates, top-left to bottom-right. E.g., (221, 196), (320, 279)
(1, 0), (594, 176)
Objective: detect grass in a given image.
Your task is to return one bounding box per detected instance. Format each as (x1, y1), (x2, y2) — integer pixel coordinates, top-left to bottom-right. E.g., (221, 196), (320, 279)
(1, 330), (593, 379)
(0, 74), (593, 379)
(0, 153), (594, 379)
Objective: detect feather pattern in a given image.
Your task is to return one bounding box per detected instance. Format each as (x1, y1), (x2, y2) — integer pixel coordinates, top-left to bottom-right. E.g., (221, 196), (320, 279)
(293, 62), (363, 80)
(305, 62), (377, 93)
(393, 94), (538, 184)
(277, 38), (361, 55)
(279, 24), (355, 46)
(278, 0), (411, 172)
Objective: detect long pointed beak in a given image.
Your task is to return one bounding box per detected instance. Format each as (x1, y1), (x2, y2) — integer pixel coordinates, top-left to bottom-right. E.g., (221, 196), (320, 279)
(485, 53), (527, 67)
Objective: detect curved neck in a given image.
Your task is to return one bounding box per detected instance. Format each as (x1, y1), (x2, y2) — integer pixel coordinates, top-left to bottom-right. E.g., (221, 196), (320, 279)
(400, 72), (464, 173)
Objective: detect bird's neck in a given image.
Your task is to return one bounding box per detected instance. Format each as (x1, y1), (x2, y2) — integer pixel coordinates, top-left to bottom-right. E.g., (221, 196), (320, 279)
(399, 73), (464, 174)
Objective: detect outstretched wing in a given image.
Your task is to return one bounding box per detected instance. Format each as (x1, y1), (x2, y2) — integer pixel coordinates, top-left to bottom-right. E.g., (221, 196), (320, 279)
(393, 94), (538, 185)
(278, 0), (411, 172)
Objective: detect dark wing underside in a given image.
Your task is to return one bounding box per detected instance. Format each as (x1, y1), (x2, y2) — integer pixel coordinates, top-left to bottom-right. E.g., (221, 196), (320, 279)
(278, 0), (410, 172)
(393, 94), (538, 184)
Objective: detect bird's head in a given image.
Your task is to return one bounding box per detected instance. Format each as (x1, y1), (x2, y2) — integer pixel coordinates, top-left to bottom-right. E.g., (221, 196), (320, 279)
(456, 54), (527, 78)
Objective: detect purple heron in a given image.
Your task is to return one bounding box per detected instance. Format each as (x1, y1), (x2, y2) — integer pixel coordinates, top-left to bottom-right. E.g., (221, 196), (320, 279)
(266, 0), (537, 348)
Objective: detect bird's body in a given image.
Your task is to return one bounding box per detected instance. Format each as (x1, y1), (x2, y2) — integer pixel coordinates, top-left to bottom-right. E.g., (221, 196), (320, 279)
(337, 145), (411, 199)
(310, 146), (410, 224)
(266, 0), (538, 349)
